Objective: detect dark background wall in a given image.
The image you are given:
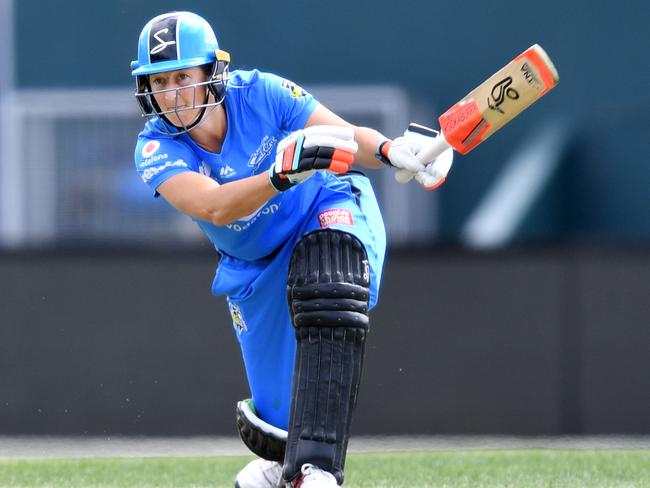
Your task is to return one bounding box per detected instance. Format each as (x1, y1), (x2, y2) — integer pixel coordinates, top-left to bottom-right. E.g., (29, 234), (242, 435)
(1, 250), (648, 436)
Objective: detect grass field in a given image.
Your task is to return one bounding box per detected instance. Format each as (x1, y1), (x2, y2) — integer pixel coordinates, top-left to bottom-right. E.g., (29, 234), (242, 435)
(1, 450), (649, 488)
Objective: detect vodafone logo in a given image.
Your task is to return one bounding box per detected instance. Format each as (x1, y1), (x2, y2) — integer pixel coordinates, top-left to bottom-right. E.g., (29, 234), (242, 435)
(142, 140), (161, 158)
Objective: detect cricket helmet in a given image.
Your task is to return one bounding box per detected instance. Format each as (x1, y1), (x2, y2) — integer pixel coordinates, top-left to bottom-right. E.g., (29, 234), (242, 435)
(130, 11), (230, 133)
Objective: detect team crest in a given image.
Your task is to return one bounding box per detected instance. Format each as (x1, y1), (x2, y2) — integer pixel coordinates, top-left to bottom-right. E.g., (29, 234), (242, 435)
(229, 302), (247, 334)
(281, 79), (306, 99)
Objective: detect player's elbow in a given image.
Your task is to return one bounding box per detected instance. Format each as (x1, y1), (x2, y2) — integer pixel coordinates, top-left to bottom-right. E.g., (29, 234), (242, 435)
(208, 206), (243, 227)
(208, 209), (232, 227)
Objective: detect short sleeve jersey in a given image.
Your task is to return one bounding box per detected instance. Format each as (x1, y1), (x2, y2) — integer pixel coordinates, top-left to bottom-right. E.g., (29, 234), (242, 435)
(134, 70), (336, 261)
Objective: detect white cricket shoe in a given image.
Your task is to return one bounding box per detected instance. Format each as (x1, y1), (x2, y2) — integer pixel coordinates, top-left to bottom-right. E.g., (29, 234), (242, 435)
(292, 464), (338, 487)
(234, 459), (284, 488)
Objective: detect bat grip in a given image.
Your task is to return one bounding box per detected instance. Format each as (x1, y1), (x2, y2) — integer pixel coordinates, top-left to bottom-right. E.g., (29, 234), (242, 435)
(417, 133), (452, 163)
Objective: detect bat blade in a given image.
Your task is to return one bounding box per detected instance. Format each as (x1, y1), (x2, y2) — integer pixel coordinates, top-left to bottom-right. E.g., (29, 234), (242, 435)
(429, 44), (559, 159)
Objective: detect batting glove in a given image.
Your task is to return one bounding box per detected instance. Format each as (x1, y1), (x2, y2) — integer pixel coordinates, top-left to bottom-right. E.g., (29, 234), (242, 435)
(269, 126), (357, 192)
(376, 135), (426, 173)
(391, 123), (454, 190)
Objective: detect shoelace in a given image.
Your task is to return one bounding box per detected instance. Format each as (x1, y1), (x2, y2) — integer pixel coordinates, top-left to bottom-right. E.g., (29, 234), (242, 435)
(300, 464), (337, 481)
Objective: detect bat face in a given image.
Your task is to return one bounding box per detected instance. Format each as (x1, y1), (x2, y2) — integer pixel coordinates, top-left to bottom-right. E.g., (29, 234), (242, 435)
(438, 44), (559, 155)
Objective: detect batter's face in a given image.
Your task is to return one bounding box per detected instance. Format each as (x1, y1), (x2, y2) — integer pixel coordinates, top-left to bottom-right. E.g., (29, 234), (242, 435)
(149, 67), (209, 127)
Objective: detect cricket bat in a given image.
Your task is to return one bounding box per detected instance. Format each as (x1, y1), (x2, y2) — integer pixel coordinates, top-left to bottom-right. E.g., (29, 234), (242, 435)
(416, 44), (559, 164)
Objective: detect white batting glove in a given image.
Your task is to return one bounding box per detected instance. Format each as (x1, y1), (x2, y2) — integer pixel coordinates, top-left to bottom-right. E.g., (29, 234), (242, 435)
(392, 124), (453, 190)
(376, 136), (426, 173)
(270, 126), (357, 192)
(413, 147), (453, 189)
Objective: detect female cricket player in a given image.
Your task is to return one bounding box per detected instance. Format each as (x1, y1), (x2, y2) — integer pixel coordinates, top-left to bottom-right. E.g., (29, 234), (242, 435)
(131, 11), (452, 487)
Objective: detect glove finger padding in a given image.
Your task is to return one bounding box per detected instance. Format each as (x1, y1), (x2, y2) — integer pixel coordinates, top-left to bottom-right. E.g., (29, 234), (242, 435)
(270, 126), (357, 192)
(303, 124), (356, 141)
(298, 145), (355, 173)
(415, 147), (454, 190)
(385, 123), (439, 174)
(394, 168), (416, 184)
(386, 137), (426, 173)
(302, 134), (358, 153)
(390, 127), (435, 183)
(391, 123), (453, 190)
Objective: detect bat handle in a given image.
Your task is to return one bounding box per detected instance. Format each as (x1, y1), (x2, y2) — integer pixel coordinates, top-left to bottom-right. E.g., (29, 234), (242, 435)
(417, 132), (452, 163)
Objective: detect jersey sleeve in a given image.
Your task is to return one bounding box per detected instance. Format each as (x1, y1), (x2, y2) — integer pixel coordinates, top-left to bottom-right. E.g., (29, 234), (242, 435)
(263, 73), (318, 132)
(134, 137), (199, 196)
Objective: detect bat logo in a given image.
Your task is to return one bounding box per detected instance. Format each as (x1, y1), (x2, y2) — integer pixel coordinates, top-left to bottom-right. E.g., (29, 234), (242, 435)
(520, 62), (540, 86)
(150, 28), (176, 55)
(488, 76), (519, 114)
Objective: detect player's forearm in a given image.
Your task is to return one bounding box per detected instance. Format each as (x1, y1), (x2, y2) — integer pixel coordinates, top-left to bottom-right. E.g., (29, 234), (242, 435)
(159, 171), (277, 226)
(206, 173), (277, 225)
(352, 126), (388, 169)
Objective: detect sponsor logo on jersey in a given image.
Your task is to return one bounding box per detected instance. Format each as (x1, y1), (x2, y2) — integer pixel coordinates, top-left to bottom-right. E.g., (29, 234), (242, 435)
(141, 159), (188, 183)
(219, 165), (237, 178)
(141, 140), (161, 158)
(281, 79), (306, 99)
(140, 152), (169, 168)
(228, 301), (247, 334)
(225, 203), (280, 232)
(318, 208), (354, 228)
(247, 135), (277, 170)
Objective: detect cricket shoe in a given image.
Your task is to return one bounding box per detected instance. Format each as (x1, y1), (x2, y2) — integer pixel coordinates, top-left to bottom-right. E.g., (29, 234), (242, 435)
(234, 459), (283, 488)
(291, 464), (338, 487)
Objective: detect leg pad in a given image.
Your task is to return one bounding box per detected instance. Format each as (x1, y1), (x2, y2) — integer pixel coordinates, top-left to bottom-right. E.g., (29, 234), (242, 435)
(282, 229), (370, 485)
(236, 399), (287, 463)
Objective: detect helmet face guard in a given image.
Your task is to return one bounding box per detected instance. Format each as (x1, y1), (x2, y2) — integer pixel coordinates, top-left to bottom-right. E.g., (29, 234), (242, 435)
(130, 11), (230, 134)
(134, 53), (230, 134)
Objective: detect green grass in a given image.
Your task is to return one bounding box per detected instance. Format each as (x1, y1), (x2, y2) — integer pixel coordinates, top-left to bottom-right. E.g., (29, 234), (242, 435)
(0, 450), (649, 488)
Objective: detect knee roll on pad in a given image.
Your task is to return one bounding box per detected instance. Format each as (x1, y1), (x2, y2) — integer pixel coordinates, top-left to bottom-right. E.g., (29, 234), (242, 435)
(236, 399), (287, 462)
(289, 230), (370, 329)
(283, 229), (370, 485)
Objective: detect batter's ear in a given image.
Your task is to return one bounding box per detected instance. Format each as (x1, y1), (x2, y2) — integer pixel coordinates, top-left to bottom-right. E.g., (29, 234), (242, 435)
(207, 50), (230, 102)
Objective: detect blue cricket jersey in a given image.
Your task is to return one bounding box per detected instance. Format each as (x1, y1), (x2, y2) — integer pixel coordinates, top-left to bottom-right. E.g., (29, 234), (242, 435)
(135, 69), (340, 261)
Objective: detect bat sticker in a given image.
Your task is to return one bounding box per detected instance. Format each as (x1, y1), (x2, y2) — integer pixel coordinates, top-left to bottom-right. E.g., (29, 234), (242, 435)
(488, 77), (519, 114)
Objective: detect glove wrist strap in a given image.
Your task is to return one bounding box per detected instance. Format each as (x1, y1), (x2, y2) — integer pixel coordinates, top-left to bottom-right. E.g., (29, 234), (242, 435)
(375, 138), (393, 167)
(269, 167), (291, 192)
